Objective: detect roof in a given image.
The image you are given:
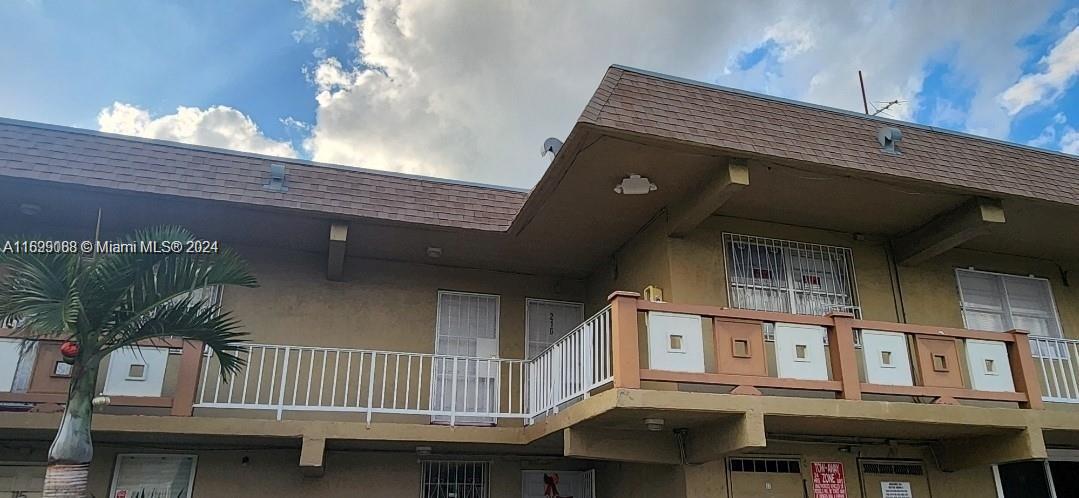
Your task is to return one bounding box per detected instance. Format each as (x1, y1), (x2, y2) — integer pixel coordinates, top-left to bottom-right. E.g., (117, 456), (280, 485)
(2, 66), (1078, 235)
(577, 65), (1079, 208)
(0, 118), (527, 231)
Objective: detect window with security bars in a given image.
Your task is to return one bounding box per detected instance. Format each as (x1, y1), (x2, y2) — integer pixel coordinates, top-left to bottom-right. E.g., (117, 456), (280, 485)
(723, 233), (860, 317)
(861, 461), (924, 475)
(728, 457), (801, 473)
(420, 460), (489, 498)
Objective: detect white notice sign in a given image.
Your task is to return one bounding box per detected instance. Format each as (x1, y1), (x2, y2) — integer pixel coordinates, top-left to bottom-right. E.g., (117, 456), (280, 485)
(881, 481), (912, 498)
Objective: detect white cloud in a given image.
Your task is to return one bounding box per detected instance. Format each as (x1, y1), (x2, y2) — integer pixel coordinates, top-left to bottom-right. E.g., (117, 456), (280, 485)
(97, 103), (297, 158)
(1000, 26), (1079, 115)
(299, 0), (353, 23)
(1061, 128), (1079, 154)
(299, 0), (1056, 187)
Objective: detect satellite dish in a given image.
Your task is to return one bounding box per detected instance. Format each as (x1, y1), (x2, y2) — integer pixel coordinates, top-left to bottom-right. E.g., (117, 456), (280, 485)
(542, 137), (563, 158)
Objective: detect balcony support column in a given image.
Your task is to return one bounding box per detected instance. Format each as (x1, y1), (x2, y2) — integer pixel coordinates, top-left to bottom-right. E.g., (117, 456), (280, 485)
(300, 436), (326, 477)
(170, 340), (204, 417)
(827, 313), (861, 401)
(1007, 329), (1044, 410)
(609, 292), (641, 389)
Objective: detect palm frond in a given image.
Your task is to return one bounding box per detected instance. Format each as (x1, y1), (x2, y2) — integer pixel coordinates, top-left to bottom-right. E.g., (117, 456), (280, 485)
(102, 297), (249, 375)
(0, 250), (83, 339)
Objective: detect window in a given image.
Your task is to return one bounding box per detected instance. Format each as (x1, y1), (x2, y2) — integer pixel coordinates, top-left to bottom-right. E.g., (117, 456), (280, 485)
(421, 460), (489, 498)
(956, 269), (1062, 338)
(108, 454), (196, 498)
(723, 233), (859, 317)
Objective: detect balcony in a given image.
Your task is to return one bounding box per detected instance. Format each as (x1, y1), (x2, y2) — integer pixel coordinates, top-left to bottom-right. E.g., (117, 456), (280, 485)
(2, 294), (1068, 429)
(607, 292), (1044, 409)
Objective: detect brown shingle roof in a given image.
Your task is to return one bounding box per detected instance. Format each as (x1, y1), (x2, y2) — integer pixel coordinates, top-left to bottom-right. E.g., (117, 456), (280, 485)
(578, 66), (1079, 207)
(0, 119), (527, 231)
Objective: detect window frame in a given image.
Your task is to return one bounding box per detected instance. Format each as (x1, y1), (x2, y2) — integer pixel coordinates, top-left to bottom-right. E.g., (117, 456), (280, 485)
(955, 268), (1063, 338)
(722, 233), (861, 317)
(108, 453), (197, 498)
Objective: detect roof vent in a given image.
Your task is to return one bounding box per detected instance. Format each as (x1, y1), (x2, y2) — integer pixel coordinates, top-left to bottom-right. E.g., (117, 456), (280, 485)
(877, 127), (902, 154)
(264, 163), (288, 192)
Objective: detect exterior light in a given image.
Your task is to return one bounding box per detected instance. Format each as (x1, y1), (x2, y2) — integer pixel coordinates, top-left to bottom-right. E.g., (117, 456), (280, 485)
(18, 203), (41, 216)
(614, 174), (657, 195)
(416, 446), (432, 455)
(426, 247), (443, 258)
(644, 418), (665, 431)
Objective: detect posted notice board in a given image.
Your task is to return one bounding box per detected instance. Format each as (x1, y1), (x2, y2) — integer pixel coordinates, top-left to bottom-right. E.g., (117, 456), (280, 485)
(811, 461), (847, 498)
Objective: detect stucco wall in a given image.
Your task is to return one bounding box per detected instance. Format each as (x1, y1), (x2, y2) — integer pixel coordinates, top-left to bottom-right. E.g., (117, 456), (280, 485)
(224, 244), (586, 358)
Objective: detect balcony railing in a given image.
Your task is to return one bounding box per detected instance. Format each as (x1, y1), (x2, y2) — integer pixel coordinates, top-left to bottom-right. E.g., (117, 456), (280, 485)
(607, 292), (1044, 409)
(193, 306), (615, 425)
(1031, 336), (1079, 403)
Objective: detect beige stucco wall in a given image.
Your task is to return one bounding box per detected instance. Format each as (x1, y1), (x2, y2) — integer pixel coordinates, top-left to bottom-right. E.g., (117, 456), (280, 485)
(224, 244), (586, 358)
(588, 213), (1079, 339)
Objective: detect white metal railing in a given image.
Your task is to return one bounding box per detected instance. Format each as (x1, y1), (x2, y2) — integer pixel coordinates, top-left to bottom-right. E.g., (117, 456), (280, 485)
(1031, 336), (1079, 403)
(193, 306), (614, 425)
(528, 306), (614, 420)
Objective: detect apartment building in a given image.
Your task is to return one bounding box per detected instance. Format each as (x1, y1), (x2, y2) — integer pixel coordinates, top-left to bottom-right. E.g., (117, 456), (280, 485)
(1, 65), (1078, 498)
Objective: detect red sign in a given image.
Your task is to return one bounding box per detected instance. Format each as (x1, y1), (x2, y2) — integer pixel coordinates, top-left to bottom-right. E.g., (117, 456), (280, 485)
(812, 461), (847, 498)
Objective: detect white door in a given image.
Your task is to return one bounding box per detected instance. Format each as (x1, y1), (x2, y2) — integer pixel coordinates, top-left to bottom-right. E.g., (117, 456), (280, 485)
(433, 291), (500, 424)
(522, 470), (595, 498)
(0, 339), (24, 392)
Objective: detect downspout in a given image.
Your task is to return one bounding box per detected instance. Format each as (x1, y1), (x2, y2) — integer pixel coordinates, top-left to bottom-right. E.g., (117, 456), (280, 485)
(884, 240), (908, 323)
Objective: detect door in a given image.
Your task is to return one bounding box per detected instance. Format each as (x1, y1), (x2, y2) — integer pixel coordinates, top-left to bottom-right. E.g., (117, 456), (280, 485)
(0, 338), (23, 392)
(522, 470), (595, 498)
(727, 457), (805, 498)
(995, 461), (1055, 498)
(525, 299), (584, 360)
(859, 460), (931, 498)
(0, 465), (45, 498)
(433, 291), (500, 424)
(525, 300), (584, 413)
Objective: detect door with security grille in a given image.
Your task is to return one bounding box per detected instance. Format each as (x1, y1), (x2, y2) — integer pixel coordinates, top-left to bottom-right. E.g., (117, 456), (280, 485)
(727, 457), (805, 497)
(432, 291), (500, 425)
(421, 461), (488, 498)
(859, 460), (931, 498)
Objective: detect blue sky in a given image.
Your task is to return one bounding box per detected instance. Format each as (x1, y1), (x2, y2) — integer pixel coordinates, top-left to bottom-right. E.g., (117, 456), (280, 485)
(1, 1), (1077, 187)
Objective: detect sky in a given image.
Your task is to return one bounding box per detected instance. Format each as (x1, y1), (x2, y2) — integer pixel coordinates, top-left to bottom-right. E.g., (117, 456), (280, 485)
(1, 0), (1077, 188)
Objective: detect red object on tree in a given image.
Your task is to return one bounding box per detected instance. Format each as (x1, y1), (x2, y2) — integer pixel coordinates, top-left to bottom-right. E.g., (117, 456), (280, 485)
(59, 341), (80, 361)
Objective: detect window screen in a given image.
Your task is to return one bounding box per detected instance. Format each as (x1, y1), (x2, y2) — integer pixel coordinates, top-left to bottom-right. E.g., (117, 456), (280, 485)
(723, 233), (859, 317)
(421, 460), (489, 498)
(108, 454), (196, 498)
(956, 269), (1061, 338)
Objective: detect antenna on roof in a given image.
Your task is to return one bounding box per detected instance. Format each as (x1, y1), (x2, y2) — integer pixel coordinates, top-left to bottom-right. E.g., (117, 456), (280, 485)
(858, 70), (905, 117)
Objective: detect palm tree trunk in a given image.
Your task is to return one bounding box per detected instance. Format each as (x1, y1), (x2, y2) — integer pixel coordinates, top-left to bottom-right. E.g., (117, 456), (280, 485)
(43, 361), (98, 498)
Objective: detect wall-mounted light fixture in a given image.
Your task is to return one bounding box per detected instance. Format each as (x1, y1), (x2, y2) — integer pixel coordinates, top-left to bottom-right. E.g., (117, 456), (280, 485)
(614, 174), (657, 195)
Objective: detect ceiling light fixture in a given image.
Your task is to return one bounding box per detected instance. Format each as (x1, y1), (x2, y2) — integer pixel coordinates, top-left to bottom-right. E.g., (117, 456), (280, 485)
(614, 174), (657, 195)
(643, 417), (665, 431)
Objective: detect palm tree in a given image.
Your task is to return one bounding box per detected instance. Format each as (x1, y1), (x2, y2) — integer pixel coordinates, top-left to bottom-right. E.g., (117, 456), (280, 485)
(0, 226), (257, 497)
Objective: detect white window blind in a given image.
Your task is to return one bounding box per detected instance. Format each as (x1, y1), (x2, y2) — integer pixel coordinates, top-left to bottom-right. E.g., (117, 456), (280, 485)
(723, 233), (859, 317)
(956, 269), (1062, 338)
(108, 454), (197, 498)
(420, 460), (489, 498)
